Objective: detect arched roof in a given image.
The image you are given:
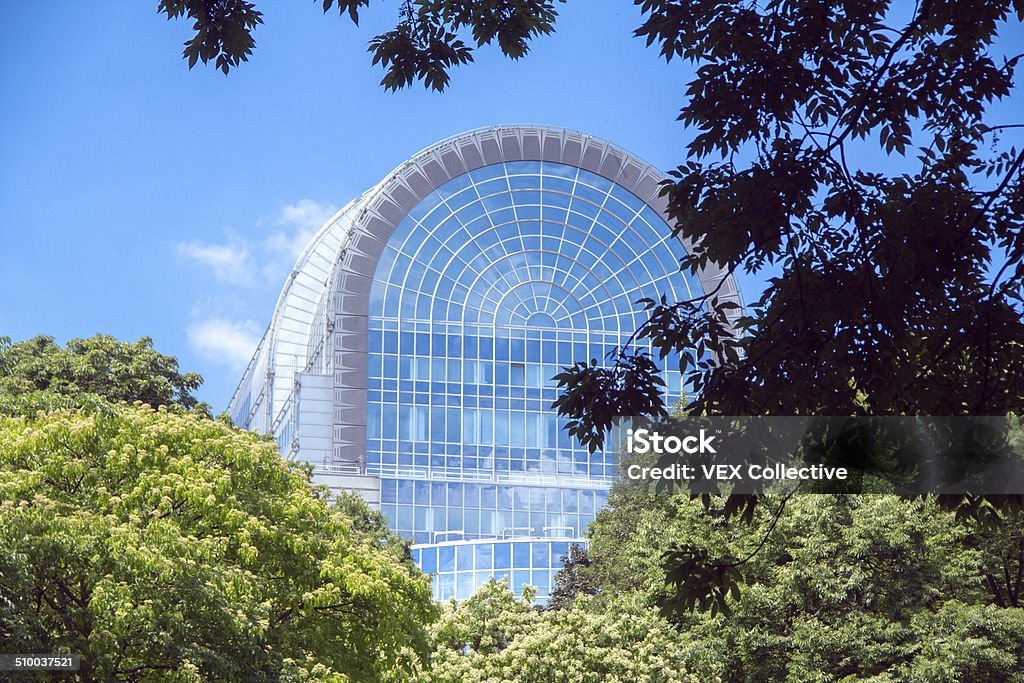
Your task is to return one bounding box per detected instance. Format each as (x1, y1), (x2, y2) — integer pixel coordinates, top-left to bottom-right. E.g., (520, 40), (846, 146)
(228, 125), (742, 455)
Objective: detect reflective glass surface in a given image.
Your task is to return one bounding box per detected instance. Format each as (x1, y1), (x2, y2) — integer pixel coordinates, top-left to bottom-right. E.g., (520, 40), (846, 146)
(412, 539), (575, 602)
(366, 160), (695, 598)
(380, 480), (608, 544)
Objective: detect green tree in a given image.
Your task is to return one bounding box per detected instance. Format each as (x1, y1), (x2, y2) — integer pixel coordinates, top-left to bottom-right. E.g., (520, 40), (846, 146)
(550, 0), (1024, 439)
(0, 403), (436, 681)
(545, 543), (597, 611)
(422, 579), (704, 682)
(572, 491), (1024, 681)
(0, 335), (205, 414)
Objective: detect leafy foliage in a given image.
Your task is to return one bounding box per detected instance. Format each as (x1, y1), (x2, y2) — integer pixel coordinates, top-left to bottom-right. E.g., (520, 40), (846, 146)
(0, 403), (436, 681)
(546, 1), (1024, 453)
(964, 505), (1024, 608)
(614, 0), (1024, 426)
(0, 334), (205, 414)
(545, 543), (597, 611)
(421, 579), (702, 682)
(552, 352), (667, 453)
(565, 491), (1024, 681)
(162, 0), (563, 90)
(334, 0), (564, 90)
(157, 0), (263, 74)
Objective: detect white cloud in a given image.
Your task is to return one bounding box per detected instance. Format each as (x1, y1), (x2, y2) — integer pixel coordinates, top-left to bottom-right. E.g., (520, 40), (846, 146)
(187, 318), (262, 370)
(176, 199), (338, 287)
(176, 232), (253, 286)
(178, 199), (338, 371)
(278, 198), (339, 233)
(260, 199), (339, 277)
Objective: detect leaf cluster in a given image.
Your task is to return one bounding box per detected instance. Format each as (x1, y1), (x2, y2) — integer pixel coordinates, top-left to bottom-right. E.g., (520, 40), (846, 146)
(164, 1), (564, 90)
(551, 351), (667, 453)
(158, 0), (263, 73)
(0, 404), (437, 681)
(354, 0), (565, 91)
(0, 334), (206, 414)
(421, 579), (702, 682)
(566, 490), (1024, 681)
(545, 542), (598, 611)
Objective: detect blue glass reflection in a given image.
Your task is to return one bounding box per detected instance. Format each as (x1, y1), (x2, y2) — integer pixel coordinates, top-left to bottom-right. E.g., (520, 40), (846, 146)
(365, 160), (698, 602)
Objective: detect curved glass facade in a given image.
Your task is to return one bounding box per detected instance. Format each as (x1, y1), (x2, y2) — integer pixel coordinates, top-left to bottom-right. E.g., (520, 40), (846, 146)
(228, 126), (741, 604)
(368, 160), (690, 600)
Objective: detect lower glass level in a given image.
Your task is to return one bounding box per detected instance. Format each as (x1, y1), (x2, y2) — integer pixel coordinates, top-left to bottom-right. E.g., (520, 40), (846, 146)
(411, 537), (578, 603)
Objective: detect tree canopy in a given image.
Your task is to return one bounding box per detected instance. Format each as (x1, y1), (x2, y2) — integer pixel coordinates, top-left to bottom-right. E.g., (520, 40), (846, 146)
(0, 335), (205, 415)
(545, 492), (1024, 682)
(419, 579), (702, 682)
(554, 0), (1024, 442)
(0, 403), (436, 681)
(0, 334), (437, 681)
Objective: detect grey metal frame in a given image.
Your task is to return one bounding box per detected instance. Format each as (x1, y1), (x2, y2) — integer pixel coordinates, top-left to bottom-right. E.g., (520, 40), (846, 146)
(227, 125), (742, 471)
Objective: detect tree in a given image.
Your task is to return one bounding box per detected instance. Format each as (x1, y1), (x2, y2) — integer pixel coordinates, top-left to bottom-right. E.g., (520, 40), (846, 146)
(158, 0), (1024, 423)
(553, 0), (1024, 439)
(545, 543), (597, 611)
(422, 579), (704, 682)
(0, 335), (205, 414)
(160, 0), (1024, 615)
(569, 491), (1024, 681)
(0, 403), (436, 681)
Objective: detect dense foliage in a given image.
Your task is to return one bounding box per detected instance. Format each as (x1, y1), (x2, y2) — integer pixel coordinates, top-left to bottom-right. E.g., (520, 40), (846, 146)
(0, 335), (205, 414)
(555, 0), (1024, 443)
(420, 580), (702, 682)
(545, 543), (597, 611)
(0, 335), (436, 681)
(350, 490), (1024, 681)
(0, 404), (435, 681)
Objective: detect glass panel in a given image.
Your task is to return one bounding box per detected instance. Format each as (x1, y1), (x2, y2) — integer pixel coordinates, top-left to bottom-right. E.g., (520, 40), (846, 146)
(437, 573), (455, 601)
(475, 543), (494, 571)
(532, 542), (551, 569)
(512, 542), (531, 569)
(456, 544), (474, 572)
(438, 546), (456, 573)
(512, 570), (531, 595)
(420, 547), (438, 574)
(493, 542), (512, 569)
(361, 159), (698, 602)
(456, 572), (475, 600)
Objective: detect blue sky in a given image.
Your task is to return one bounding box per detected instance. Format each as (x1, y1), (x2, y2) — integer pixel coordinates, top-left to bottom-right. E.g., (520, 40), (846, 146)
(2, 3), (1021, 411)
(0, 2), (715, 411)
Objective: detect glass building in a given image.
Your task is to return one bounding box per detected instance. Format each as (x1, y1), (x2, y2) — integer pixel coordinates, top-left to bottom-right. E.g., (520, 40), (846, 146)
(228, 126), (740, 602)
